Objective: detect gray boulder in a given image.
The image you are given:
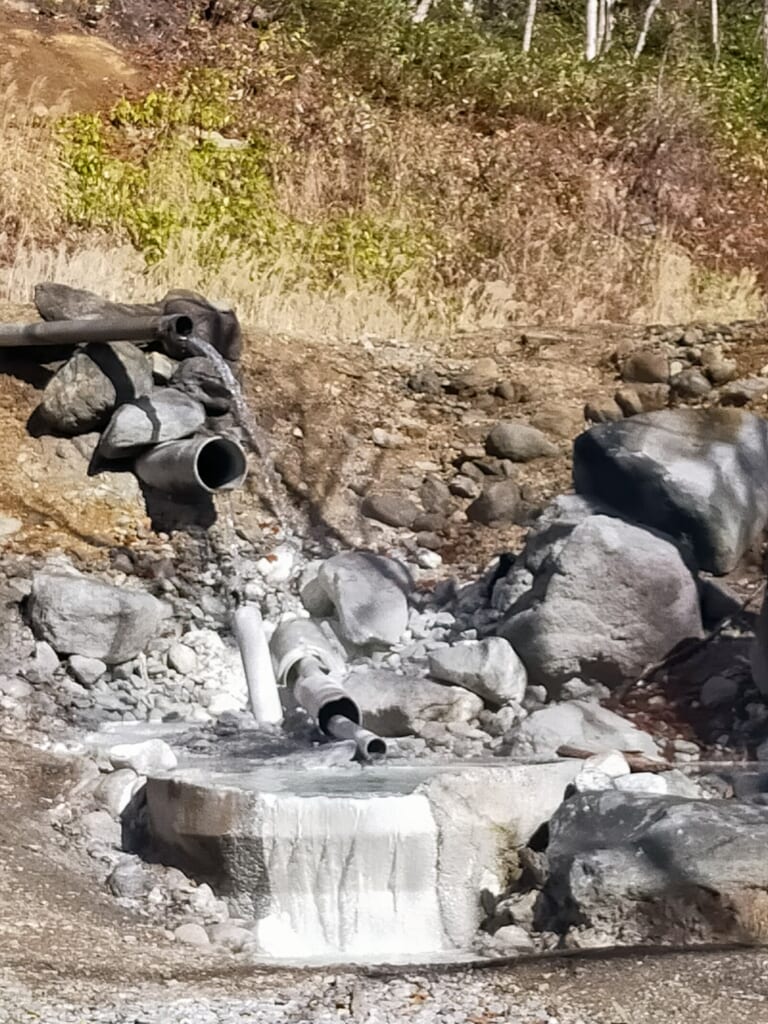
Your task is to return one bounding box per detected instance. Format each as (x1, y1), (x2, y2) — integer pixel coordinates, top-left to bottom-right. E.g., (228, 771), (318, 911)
(344, 668), (483, 735)
(428, 638), (527, 708)
(98, 389), (206, 458)
(39, 343), (153, 435)
(573, 408), (768, 574)
(360, 494), (420, 529)
(171, 357), (231, 414)
(317, 552), (411, 647)
(506, 700), (658, 758)
(498, 514), (702, 694)
(466, 479), (522, 527)
(543, 791), (768, 944)
(486, 422), (557, 462)
(29, 573), (166, 664)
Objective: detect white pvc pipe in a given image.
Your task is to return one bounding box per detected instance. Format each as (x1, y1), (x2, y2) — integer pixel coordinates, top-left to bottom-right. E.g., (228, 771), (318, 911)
(233, 605), (283, 726)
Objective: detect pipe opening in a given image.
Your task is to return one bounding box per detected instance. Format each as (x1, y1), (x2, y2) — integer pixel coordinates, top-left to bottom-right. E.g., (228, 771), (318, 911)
(318, 698), (361, 733)
(364, 736), (387, 759)
(172, 314), (194, 337)
(196, 437), (247, 491)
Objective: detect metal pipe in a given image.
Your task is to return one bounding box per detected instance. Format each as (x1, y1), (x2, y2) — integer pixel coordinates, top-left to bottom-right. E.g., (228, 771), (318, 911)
(233, 605), (283, 726)
(293, 666), (362, 733)
(326, 714), (388, 761)
(0, 314), (194, 348)
(269, 618), (345, 687)
(134, 435), (247, 494)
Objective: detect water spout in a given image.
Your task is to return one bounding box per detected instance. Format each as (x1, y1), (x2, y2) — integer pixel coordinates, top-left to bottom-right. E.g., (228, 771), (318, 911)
(134, 435), (247, 494)
(269, 620), (388, 762)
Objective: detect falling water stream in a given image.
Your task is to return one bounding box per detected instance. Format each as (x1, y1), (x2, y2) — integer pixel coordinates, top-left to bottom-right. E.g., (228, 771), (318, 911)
(187, 336), (295, 531)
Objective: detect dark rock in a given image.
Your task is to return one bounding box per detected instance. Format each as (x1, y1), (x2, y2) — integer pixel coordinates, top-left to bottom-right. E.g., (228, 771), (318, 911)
(622, 350), (669, 384)
(360, 493), (420, 529)
(415, 531), (443, 550)
(450, 475), (481, 499)
(162, 289), (242, 362)
(39, 343), (153, 435)
(486, 422), (557, 462)
(573, 408), (768, 574)
(419, 477), (453, 514)
(543, 791), (768, 944)
(412, 512), (446, 533)
(466, 479), (522, 527)
(498, 513), (702, 695)
(98, 390), (206, 458)
(719, 377), (768, 407)
(670, 369), (712, 399)
(585, 398), (623, 424)
(495, 380), (517, 402)
(171, 357), (232, 414)
(407, 369), (442, 394)
(614, 388), (644, 417)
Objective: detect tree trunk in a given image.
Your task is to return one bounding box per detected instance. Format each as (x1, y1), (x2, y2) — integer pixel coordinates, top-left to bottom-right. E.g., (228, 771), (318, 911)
(596, 0), (606, 54)
(585, 0), (599, 61)
(711, 0), (720, 64)
(633, 0), (662, 61)
(763, 0), (768, 74)
(411, 0), (431, 22)
(604, 0), (616, 51)
(522, 0), (537, 53)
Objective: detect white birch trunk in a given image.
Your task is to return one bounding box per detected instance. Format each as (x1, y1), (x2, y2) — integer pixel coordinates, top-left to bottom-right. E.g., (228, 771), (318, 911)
(522, 0), (537, 53)
(585, 0), (599, 61)
(711, 0), (720, 64)
(603, 0), (616, 52)
(633, 0), (662, 61)
(411, 0), (431, 22)
(596, 0), (606, 54)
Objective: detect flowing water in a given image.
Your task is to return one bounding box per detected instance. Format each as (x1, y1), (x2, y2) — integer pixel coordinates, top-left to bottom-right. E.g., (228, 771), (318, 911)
(188, 336), (295, 529)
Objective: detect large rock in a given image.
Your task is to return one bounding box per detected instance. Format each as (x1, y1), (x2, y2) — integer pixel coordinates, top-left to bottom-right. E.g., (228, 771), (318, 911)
(171, 357), (231, 414)
(466, 479), (522, 527)
(428, 638), (527, 708)
(543, 791), (768, 945)
(98, 389), (206, 458)
(317, 553), (411, 648)
(39, 343), (153, 435)
(498, 514), (702, 694)
(573, 408), (768, 574)
(345, 668), (483, 734)
(506, 700), (658, 758)
(29, 573), (166, 664)
(486, 422), (557, 462)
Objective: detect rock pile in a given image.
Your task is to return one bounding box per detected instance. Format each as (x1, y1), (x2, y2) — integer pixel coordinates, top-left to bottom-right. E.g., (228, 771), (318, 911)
(6, 308), (768, 964)
(27, 283), (246, 499)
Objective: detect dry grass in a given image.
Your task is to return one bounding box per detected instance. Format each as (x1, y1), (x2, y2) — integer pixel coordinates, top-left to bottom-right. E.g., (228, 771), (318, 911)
(1, 231), (763, 341)
(0, 79), (764, 340)
(0, 82), (64, 256)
